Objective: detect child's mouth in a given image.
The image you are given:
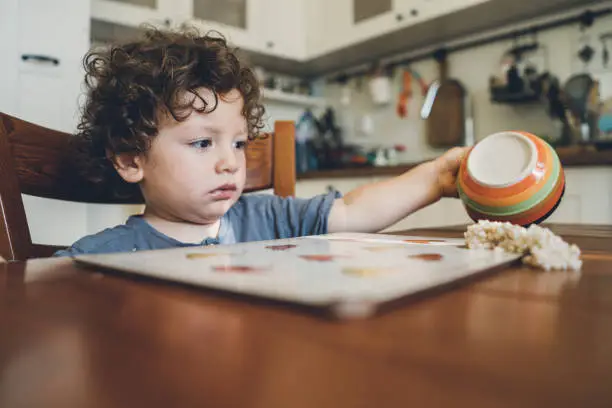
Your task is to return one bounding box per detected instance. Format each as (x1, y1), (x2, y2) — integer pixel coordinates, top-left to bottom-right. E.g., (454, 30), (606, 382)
(210, 183), (237, 200)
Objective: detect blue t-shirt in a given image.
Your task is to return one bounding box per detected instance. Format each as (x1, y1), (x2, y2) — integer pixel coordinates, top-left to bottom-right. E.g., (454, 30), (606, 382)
(53, 191), (341, 257)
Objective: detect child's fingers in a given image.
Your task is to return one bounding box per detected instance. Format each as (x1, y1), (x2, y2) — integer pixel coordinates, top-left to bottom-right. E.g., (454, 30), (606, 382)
(445, 146), (469, 163)
(438, 147), (469, 173)
(440, 172), (459, 198)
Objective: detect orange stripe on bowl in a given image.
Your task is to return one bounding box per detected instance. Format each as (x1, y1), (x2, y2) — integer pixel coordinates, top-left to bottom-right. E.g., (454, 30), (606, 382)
(465, 170), (565, 226)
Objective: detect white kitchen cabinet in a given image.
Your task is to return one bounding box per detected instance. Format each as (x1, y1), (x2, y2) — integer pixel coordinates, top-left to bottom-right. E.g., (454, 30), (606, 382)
(348, 0), (492, 51)
(1, 0), (90, 133)
(91, 0), (176, 30)
(345, 0), (425, 52)
(0, 0), (92, 246)
(179, 0), (263, 55)
(92, 0), (306, 60)
(546, 167), (612, 225)
(89, 0), (493, 62)
(2, 0), (87, 132)
(305, 0), (352, 57)
(408, 0), (491, 20)
(0, 0), (20, 117)
(256, 0), (307, 60)
(185, 0), (306, 60)
(306, 0), (492, 58)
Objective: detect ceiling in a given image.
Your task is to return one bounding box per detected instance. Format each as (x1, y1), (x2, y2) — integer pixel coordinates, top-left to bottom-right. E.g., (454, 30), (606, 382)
(241, 0), (608, 79)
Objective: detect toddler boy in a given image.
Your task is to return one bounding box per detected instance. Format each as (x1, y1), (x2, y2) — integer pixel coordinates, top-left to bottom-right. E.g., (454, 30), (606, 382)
(54, 27), (467, 257)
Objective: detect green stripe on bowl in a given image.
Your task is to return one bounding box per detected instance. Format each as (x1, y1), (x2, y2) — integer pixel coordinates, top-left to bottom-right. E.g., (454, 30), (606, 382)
(458, 149), (560, 216)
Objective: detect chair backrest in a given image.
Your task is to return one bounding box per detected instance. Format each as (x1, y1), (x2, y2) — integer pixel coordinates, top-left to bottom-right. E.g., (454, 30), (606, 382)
(0, 113), (295, 261)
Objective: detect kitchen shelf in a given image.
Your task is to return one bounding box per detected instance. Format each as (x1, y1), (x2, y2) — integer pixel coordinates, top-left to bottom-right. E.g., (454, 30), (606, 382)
(490, 86), (542, 104)
(261, 88), (327, 107)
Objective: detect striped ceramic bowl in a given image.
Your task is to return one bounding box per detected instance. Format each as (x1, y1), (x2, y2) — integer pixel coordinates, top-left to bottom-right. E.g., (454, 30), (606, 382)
(457, 131), (565, 227)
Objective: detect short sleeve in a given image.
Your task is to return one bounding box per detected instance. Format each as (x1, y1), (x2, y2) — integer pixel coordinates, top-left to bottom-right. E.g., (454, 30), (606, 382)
(227, 190), (342, 242)
(277, 189), (342, 237)
(51, 225), (137, 257)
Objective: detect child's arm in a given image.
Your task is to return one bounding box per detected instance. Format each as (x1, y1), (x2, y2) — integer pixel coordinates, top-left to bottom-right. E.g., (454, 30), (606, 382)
(0, 256), (6, 263)
(328, 147), (468, 233)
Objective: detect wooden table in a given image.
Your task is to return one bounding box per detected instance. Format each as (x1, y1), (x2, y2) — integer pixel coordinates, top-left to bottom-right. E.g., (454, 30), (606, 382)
(1, 225), (612, 408)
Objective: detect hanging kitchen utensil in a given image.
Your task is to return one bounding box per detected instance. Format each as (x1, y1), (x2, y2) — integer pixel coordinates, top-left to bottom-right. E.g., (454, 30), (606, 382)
(564, 73), (596, 143)
(577, 11), (595, 70)
(397, 69), (412, 118)
(409, 68), (428, 97)
(600, 32), (612, 67)
(337, 73), (352, 106)
(424, 48), (466, 148)
(463, 93), (475, 147)
(368, 62), (392, 106)
(564, 74), (595, 121)
(578, 44), (595, 66)
(542, 73), (565, 120)
(421, 80), (439, 119)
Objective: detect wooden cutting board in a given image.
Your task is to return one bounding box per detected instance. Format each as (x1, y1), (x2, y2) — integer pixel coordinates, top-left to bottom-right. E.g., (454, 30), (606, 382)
(426, 52), (466, 148)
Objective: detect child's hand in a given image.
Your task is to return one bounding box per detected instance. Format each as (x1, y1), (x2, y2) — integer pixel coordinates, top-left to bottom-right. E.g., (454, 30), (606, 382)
(434, 147), (470, 198)
(0, 255), (6, 263)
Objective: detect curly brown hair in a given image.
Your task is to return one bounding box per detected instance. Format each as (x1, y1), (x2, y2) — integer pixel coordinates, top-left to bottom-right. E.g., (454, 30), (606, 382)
(74, 25), (265, 199)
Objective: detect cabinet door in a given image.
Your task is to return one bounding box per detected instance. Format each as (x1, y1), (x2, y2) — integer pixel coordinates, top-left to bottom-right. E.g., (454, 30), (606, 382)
(307, 0), (493, 57)
(547, 168), (612, 225)
(255, 0), (307, 60)
(184, 0), (305, 60)
(344, 0), (397, 51)
(91, 0), (176, 28)
(1, 0), (90, 133)
(182, 0), (265, 54)
(315, 0), (417, 56)
(353, 0), (393, 23)
(0, 0), (19, 116)
(409, 0), (491, 22)
(191, 0), (248, 30)
(0, 0), (92, 246)
(305, 0), (352, 57)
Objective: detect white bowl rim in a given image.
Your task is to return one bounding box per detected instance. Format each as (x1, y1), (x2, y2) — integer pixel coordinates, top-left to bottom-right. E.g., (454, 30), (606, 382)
(467, 131), (539, 188)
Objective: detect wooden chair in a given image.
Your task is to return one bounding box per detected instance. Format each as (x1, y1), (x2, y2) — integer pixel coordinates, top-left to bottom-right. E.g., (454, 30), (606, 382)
(0, 113), (296, 261)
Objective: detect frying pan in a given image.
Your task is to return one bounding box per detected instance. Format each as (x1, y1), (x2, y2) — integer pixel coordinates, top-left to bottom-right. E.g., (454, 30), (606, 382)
(564, 73), (594, 122)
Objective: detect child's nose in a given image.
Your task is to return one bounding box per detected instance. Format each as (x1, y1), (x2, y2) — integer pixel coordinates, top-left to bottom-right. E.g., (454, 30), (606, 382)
(215, 152), (239, 174)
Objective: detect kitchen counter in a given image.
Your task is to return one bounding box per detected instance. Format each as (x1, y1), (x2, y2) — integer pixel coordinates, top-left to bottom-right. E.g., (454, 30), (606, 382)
(297, 145), (612, 180)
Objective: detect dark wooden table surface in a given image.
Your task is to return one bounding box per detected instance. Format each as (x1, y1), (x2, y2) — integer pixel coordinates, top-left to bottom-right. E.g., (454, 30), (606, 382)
(1, 224), (612, 408)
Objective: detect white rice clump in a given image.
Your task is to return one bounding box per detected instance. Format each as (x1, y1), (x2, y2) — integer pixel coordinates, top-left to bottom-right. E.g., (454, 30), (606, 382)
(464, 220), (582, 271)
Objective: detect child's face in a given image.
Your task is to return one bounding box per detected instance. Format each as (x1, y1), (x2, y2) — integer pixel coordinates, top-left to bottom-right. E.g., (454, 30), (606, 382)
(126, 88), (248, 224)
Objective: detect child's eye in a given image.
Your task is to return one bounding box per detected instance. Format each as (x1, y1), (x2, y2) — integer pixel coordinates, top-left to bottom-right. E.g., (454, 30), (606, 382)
(190, 139), (212, 149)
(234, 140), (247, 150)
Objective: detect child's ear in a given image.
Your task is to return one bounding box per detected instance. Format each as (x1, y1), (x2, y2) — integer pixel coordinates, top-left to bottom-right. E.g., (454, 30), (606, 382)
(111, 153), (145, 184)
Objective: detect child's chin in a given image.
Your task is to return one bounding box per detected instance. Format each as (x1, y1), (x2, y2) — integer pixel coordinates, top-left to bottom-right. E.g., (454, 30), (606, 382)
(207, 197), (237, 213)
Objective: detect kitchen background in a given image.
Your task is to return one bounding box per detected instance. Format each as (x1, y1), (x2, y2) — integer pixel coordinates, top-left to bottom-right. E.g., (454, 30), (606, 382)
(1, 0), (611, 246)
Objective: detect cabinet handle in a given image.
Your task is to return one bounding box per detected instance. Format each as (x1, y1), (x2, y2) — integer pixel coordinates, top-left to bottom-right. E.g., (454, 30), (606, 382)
(410, 9), (419, 17)
(396, 13), (404, 22)
(266, 41), (274, 49)
(21, 54), (60, 66)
